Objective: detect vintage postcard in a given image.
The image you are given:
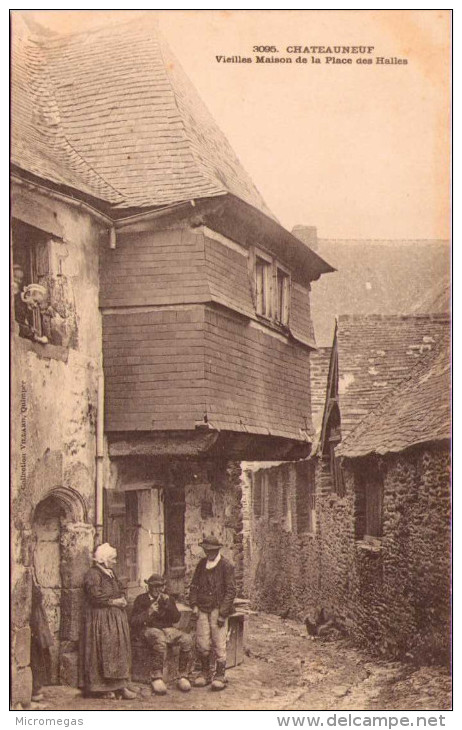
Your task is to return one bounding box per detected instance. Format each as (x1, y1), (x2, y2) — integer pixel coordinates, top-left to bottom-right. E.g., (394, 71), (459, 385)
(10, 9), (451, 717)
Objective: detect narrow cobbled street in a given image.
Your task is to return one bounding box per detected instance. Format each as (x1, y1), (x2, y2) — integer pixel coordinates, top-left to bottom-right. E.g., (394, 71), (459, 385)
(26, 613), (451, 712)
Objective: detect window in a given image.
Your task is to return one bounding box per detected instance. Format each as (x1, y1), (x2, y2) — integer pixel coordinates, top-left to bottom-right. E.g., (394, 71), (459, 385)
(12, 220), (50, 342)
(253, 248), (290, 325)
(275, 267), (290, 325)
(255, 255), (272, 318)
(12, 218), (77, 348)
(355, 466), (384, 541)
(365, 478), (383, 538)
(295, 461), (315, 534)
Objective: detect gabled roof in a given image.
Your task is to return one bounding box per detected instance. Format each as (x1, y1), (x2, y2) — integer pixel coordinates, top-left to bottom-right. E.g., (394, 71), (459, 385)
(320, 314), (449, 449)
(11, 14), (273, 215)
(310, 239), (450, 345)
(337, 337), (450, 458)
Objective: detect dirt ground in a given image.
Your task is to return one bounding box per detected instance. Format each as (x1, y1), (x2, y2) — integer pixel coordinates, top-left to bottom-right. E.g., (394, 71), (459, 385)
(22, 612), (451, 712)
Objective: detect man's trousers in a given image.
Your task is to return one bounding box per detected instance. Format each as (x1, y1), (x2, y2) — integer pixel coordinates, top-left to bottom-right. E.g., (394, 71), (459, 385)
(144, 627), (193, 680)
(195, 609), (228, 663)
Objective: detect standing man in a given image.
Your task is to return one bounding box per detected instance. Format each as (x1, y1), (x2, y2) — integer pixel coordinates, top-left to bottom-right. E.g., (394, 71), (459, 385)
(130, 574), (193, 695)
(189, 535), (236, 691)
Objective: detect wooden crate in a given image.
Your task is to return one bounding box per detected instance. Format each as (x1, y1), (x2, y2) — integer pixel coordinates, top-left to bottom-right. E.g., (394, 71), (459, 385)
(226, 612), (245, 668)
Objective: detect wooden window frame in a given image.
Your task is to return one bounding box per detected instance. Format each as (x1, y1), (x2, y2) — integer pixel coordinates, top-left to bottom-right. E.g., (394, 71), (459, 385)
(12, 220), (52, 339)
(255, 251), (273, 319)
(354, 466), (384, 544)
(275, 263), (290, 326)
(252, 246), (291, 326)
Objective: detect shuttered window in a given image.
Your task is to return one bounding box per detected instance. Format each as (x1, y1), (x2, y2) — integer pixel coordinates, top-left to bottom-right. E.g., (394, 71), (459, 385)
(275, 267), (290, 325)
(365, 478), (383, 538)
(355, 467), (384, 541)
(255, 256), (271, 318)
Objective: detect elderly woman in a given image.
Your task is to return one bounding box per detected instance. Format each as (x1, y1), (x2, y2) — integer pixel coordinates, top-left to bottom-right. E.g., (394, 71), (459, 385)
(80, 543), (136, 700)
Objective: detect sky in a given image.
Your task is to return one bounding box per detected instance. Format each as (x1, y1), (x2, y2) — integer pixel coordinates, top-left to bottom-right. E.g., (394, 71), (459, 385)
(18, 9), (451, 240)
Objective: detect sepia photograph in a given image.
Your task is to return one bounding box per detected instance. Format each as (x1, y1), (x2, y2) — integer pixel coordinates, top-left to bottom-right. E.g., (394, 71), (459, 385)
(10, 8), (451, 716)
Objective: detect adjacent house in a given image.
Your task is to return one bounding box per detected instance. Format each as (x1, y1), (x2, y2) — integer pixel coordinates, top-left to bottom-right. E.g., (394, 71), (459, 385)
(11, 15), (332, 704)
(335, 337), (451, 663)
(243, 314), (450, 661)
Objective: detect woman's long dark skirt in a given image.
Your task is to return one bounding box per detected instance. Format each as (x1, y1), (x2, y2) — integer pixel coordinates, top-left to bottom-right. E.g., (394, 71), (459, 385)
(81, 605), (131, 693)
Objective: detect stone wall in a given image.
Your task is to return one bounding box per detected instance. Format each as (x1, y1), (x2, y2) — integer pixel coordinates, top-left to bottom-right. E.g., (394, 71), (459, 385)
(342, 447), (451, 663)
(241, 462), (320, 620)
(184, 460), (244, 593)
(245, 445), (451, 663)
(11, 186), (102, 705)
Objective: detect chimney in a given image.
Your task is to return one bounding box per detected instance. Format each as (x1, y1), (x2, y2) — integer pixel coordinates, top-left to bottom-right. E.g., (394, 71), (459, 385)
(292, 225), (318, 251)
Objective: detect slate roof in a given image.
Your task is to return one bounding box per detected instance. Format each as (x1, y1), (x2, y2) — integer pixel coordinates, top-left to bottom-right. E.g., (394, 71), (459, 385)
(337, 337), (450, 458)
(310, 239), (450, 345)
(11, 14), (272, 215)
(332, 314), (449, 442)
(411, 275), (451, 315)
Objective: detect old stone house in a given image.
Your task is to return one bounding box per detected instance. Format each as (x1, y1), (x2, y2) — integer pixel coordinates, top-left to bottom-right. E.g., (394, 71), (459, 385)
(243, 314), (450, 661)
(334, 337), (451, 663)
(11, 15), (332, 704)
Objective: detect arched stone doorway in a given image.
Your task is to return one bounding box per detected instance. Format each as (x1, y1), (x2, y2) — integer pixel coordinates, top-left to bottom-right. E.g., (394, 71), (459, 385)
(32, 488), (93, 687)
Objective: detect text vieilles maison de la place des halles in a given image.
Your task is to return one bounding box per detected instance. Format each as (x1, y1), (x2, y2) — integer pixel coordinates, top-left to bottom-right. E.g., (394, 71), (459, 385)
(216, 45), (407, 65)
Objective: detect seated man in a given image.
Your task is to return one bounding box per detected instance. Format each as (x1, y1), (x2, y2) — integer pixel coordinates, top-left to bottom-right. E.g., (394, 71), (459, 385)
(130, 573), (192, 695)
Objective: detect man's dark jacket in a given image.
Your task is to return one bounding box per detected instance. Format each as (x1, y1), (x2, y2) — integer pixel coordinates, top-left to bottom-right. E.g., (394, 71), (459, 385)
(189, 556), (236, 618)
(130, 592), (180, 639)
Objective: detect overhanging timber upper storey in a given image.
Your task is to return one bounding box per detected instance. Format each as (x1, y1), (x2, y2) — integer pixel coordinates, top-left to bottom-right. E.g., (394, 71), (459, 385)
(11, 13), (335, 460)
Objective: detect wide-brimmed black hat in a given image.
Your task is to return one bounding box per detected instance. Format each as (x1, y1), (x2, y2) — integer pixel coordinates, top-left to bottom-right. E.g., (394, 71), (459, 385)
(144, 573), (166, 586)
(199, 534), (223, 549)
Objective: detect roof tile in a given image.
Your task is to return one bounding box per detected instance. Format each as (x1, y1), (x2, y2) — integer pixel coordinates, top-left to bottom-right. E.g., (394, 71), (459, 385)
(12, 14), (274, 215)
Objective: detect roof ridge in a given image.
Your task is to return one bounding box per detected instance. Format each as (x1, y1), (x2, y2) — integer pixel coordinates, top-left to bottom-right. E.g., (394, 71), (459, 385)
(337, 313), (450, 323)
(318, 238), (450, 244)
(36, 11), (154, 42)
